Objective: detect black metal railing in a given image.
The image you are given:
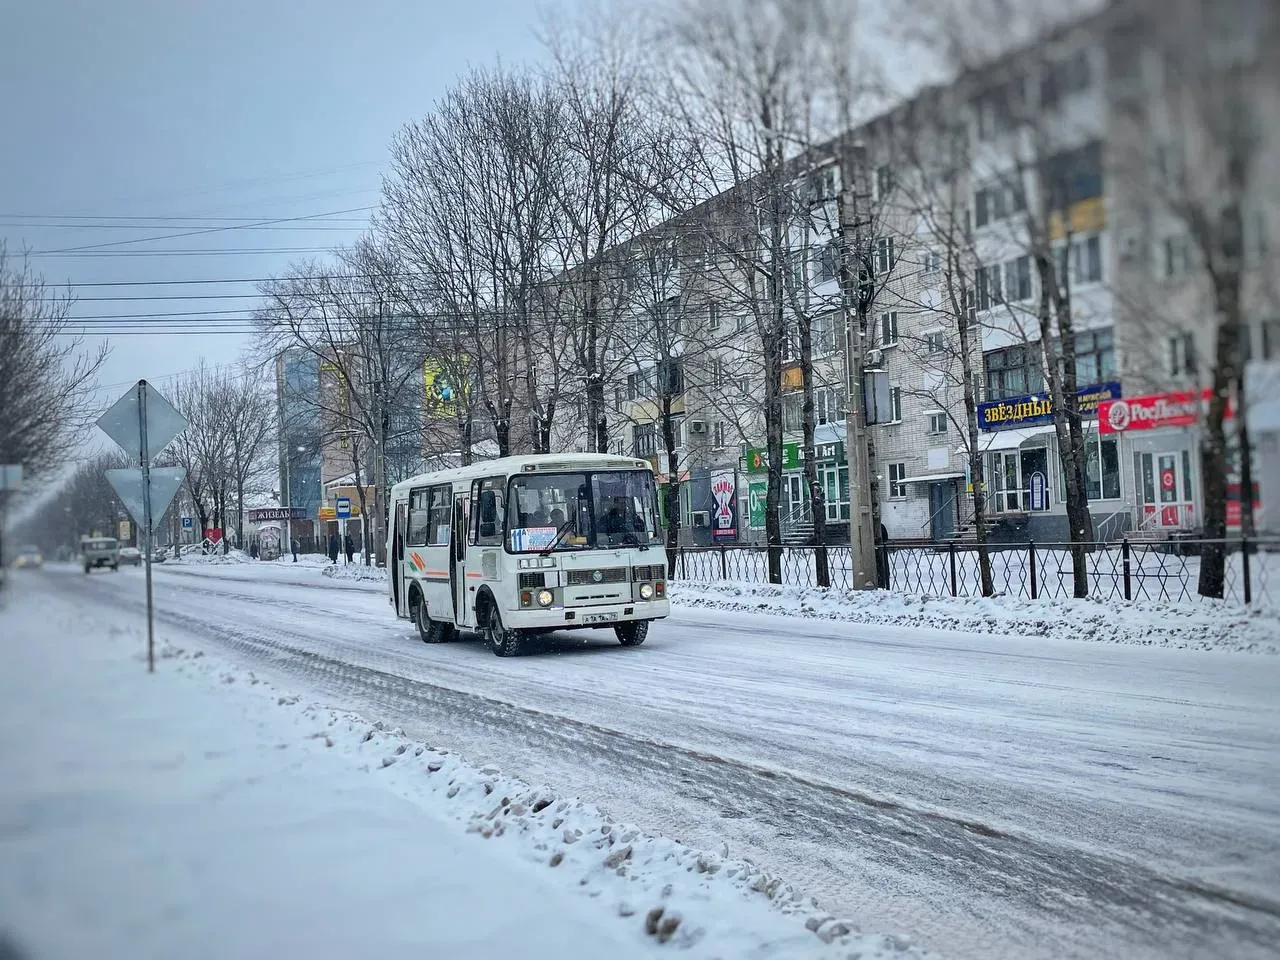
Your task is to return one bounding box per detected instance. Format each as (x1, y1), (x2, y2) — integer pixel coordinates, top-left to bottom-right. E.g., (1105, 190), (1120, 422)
(668, 538), (1278, 607)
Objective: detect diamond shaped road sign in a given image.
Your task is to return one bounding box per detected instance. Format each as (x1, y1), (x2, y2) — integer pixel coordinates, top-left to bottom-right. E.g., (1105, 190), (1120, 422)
(97, 380), (188, 463)
(105, 467), (187, 528)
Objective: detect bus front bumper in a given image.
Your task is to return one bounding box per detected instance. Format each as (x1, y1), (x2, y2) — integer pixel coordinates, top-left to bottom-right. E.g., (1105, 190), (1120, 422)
(506, 598), (670, 630)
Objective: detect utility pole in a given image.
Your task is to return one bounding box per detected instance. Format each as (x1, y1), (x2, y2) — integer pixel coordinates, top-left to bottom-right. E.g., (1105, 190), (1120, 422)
(837, 140), (878, 590)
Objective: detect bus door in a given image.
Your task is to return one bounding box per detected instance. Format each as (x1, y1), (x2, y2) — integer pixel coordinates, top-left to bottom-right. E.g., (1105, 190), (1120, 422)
(450, 492), (469, 627)
(393, 499), (409, 618)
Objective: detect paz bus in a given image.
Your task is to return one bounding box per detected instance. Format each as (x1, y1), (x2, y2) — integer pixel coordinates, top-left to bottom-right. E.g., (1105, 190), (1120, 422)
(386, 453), (670, 656)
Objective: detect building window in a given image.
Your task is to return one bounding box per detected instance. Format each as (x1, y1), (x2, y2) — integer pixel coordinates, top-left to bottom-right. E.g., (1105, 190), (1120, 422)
(708, 302), (721, 332)
(627, 368), (654, 400)
(1169, 333), (1197, 376)
(1262, 319), (1278, 360)
(738, 375), (752, 395)
(1040, 48), (1092, 109)
(1074, 327), (1115, 384)
(782, 392), (804, 433)
(815, 386), (846, 425)
(875, 236), (896, 275)
(924, 331), (946, 355)
(977, 263), (1004, 310)
(876, 165), (894, 199)
(985, 345), (1044, 399)
(815, 241), (840, 283)
(924, 250), (941, 275)
(888, 462), (908, 499)
(658, 359), (684, 396)
(1044, 141), (1102, 211)
(879, 311), (899, 347)
(1163, 235), (1189, 278)
(633, 422), (657, 457)
(928, 412), (948, 435)
(712, 421), (726, 449)
(709, 357), (725, 388)
(1072, 234), (1103, 284)
(1004, 255), (1032, 301)
(813, 311), (839, 357)
(661, 297), (681, 336)
(1059, 434), (1122, 501)
(889, 386), (903, 422)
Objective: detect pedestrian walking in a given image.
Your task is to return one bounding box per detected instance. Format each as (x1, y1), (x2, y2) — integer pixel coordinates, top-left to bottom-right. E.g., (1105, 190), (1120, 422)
(327, 532), (340, 565)
(249, 540), (259, 560)
(344, 533), (355, 565)
(290, 537), (298, 563)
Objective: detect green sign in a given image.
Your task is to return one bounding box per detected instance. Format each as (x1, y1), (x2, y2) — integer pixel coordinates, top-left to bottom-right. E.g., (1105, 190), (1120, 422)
(748, 479), (768, 529)
(815, 441), (845, 463)
(744, 443), (801, 474)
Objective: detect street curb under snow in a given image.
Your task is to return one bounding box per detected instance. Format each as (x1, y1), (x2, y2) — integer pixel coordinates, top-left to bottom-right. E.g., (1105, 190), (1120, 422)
(148, 641), (924, 960)
(669, 582), (1280, 655)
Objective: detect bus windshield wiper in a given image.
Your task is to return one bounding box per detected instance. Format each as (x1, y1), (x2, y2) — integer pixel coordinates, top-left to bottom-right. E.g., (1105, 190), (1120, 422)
(538, 520), (576, 556)
(613, 531), (649, 551)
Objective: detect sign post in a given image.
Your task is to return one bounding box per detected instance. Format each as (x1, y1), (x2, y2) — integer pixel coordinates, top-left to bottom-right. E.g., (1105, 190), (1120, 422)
(97, 380), (188, 673)
(0, 465), (22, 607)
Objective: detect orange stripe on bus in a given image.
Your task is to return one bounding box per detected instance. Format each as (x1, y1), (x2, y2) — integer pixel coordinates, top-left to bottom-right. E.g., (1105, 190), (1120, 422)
(466, 572), (484, 579)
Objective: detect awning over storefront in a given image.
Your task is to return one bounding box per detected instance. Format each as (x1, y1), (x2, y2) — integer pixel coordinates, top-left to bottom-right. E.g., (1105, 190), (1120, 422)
(901, 472), (965, 484)
(960, 425), (1056, 455)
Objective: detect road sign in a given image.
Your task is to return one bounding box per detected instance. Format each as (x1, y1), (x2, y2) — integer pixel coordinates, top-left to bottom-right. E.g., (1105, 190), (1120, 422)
(97, 381), (187, 463)
(335, 497), (352, 519)
(106, 467), (187, 527)
(118, 520), (132, 541)
(182, 516), (193, 529)
(96, 380), (189, 674)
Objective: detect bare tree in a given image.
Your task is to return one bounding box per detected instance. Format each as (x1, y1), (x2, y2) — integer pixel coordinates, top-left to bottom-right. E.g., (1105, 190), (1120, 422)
(0, 244), (108, 481)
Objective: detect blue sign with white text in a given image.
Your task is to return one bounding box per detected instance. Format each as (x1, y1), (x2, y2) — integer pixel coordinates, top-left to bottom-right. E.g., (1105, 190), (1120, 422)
(977, 381), (1121, 432)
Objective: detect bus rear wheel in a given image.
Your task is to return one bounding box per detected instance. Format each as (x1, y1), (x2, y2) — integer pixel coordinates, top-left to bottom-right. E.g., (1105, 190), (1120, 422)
(414, 594), (451, 644)
(615, 621), (648, 646)
(484, 605), (523, 658)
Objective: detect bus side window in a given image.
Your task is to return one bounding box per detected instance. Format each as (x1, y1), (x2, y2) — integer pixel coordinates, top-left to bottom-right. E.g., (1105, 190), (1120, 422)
(475, 477), (505, 546)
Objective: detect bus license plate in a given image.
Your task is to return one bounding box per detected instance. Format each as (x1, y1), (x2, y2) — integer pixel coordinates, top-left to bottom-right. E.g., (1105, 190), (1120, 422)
(582, 612), (619, 624)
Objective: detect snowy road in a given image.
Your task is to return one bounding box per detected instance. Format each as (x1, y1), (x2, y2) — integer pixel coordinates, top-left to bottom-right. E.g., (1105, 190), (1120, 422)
(42, 562), (1280, 959)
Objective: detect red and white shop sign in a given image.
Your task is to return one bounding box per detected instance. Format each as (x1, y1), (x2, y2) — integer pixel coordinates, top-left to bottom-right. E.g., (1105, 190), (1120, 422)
(1098, 389), (1234, 434)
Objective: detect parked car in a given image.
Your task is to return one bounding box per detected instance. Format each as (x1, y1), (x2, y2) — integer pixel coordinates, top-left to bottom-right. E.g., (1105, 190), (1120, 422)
(79, 536), (119, 573)
(118, 546), (142, 567)
(12, 545), (43, 569)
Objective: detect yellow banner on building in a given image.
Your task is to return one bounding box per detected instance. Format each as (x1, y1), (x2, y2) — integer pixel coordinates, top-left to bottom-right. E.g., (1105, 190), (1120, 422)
(1049, 196), (1105, 242)
(424, 359), (462, 417)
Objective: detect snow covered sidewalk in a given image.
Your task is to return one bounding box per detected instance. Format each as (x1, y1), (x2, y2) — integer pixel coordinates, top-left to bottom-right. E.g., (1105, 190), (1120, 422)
(0, 583), (922, 960)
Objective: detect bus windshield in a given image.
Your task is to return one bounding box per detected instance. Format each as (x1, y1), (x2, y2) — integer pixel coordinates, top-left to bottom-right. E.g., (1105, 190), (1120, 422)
(507, 470), (661, 552)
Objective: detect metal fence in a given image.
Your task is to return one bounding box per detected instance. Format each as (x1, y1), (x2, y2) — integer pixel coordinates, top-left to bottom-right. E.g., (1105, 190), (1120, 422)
(669, 538), (1279, 607)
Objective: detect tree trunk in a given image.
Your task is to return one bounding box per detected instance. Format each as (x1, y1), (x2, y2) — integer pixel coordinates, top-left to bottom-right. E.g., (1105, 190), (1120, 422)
(955, 273), (994, 597)
(1198, 270), (1242, 598)
(660, 396), (681, 578)
(1035, 251), (1092, 597)
(798, 311), (829, 587)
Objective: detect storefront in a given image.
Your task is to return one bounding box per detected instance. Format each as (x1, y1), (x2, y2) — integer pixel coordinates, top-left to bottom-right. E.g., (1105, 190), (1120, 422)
(1098, 388), (1261, 535)
(974, 381), (1127, 542)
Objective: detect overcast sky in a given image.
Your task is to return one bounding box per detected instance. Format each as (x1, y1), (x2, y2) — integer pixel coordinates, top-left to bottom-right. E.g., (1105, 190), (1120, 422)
(1, 0), (550, 410)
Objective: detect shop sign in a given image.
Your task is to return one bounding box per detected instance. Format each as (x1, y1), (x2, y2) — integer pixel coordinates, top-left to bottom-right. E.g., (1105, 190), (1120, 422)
(744, 443), (801, 474)
(748, 479), (768, 529)
(977, 381), (1121, 432)
(710, 471), (738, 540)
(1098, 388), (1234, 434)
(815, 441), (845, 463)
(248, 507), (308, 523)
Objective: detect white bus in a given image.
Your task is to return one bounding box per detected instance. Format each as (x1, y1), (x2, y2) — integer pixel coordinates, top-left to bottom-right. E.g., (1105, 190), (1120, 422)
(387, 453), (670, 656)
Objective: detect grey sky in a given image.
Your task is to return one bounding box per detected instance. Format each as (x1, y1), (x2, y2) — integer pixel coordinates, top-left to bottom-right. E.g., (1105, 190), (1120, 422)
(1, 0), (551, 404)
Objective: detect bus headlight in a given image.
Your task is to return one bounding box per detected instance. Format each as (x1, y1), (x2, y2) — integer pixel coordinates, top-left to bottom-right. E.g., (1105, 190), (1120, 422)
(638, 582), (654, 600)
(536, 588), (554, 607)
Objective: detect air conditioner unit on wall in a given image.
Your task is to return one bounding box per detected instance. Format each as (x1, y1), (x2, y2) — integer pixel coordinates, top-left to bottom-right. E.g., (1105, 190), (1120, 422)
(692, 510), (711, 528)
(689, 420), (708, 435)
(866, 348), (883, 368)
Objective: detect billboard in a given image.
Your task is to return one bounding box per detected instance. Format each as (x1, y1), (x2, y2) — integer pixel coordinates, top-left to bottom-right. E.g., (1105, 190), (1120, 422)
(710, 471), (738, 540)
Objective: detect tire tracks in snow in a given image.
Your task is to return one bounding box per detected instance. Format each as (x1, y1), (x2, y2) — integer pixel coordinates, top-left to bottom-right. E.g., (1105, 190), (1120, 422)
(73, 568), (1280, 960)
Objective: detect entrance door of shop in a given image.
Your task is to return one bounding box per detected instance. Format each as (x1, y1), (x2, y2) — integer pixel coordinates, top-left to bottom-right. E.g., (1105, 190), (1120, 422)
(929, 482), (955, 540)
(1138, 451), (1194, 528)
(784, 473), (809, 521)
(1019, 447), (1050, 512)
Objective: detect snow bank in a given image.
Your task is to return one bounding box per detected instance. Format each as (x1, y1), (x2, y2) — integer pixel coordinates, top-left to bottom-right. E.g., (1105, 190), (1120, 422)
(0, 589), (926, 960)
(670, 581), (1280, 655)
(322, 561), (386, 582)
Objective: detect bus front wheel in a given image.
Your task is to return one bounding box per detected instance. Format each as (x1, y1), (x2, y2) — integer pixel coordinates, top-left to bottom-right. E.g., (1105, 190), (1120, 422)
(484, 606), (524, 658)
(615, 621), (648, 647)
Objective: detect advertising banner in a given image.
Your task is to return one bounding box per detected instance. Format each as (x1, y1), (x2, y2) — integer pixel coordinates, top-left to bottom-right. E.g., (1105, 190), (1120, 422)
(977, 381), (1121, 432)
(710, 471), (738, 540)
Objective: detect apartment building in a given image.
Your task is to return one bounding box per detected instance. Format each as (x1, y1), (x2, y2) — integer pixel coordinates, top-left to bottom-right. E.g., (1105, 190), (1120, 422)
(545, 0), (1278, 544)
